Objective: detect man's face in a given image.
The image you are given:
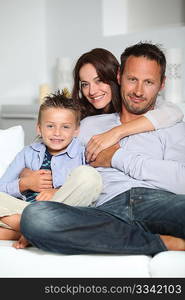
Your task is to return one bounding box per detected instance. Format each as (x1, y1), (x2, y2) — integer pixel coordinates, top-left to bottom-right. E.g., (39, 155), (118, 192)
(118, 55), (165, 115)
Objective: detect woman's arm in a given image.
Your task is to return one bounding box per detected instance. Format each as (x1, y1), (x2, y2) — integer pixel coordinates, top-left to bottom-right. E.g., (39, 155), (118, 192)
(86, 100), (184, 162)
(145, 98), (184, 129)
(86, 116), (153, 162)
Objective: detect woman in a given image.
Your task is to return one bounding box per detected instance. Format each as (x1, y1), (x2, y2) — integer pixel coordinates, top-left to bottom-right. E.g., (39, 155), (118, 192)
(72, 48), (183, 162)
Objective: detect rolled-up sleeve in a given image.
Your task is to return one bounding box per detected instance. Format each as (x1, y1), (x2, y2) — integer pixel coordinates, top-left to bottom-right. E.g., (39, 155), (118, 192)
(112, 148), (185, 194)
(145, 98), (184, 129)
(0, 149), (27, 199)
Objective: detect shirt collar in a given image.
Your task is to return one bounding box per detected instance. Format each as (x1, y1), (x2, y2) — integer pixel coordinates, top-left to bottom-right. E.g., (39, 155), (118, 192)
(61, 137), (81, 158)
(30, 138), (81, 158)
(30, 141), (45, 152)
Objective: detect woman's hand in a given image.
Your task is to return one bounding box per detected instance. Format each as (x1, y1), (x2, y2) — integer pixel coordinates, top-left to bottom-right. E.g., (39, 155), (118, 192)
(86, 126), (122, 162)
(90, 144), (120, 168)
(35, 188), (58, 201)
(85, 116), (155, 163)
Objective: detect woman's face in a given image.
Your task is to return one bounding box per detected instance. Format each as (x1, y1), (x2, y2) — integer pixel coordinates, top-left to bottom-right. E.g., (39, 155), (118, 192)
(79, 63), (112, 111)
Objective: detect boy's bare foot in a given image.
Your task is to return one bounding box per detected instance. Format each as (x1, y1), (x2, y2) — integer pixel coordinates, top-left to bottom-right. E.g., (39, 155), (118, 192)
(0, 227), (21, 240)
(12, 235), (30, 249)
(160, 235), (185, 251)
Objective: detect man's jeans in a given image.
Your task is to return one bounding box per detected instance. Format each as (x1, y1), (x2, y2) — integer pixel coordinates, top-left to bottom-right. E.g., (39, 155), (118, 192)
(20, 187), (185, 255)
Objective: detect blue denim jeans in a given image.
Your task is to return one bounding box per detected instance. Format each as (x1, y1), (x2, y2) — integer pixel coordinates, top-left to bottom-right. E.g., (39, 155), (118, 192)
(20, 187), (185, 255)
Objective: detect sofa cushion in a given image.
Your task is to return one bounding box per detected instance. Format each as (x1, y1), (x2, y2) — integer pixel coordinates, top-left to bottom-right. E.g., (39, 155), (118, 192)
(0, 126), (24, 177)
(0, 241), (151, 278)
(149, 251), (185, 277)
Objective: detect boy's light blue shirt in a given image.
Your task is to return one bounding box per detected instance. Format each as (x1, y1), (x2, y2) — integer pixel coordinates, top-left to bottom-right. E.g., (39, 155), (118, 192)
(79, 113), (185, 207)
(0, 137), (86, 200)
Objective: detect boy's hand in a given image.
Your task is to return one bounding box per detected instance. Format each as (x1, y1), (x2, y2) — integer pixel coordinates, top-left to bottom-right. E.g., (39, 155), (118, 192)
(19, 169), (53, 192)
(35, 189), (57, 201)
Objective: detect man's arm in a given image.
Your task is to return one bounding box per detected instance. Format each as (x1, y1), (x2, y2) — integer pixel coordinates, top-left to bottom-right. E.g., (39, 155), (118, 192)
(91, 147), (185, 194)
(111, 148), (185, 194)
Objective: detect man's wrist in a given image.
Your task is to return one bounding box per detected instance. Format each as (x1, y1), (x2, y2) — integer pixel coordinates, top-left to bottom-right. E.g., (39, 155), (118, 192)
(111, 148), (125, 170)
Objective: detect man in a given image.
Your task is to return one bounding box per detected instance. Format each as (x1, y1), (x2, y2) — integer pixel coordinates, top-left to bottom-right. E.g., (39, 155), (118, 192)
(20, 42), (185, 255)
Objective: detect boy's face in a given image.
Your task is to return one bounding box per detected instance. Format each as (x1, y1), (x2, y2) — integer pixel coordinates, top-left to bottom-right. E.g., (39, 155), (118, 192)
(37, 107), (79, 155)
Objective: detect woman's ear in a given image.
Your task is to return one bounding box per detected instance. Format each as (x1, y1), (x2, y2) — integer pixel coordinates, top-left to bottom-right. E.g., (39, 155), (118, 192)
(117, 68), (121, 84)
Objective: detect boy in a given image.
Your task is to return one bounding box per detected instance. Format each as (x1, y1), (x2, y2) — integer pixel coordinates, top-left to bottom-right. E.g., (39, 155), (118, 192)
(0, 91), (102, 247)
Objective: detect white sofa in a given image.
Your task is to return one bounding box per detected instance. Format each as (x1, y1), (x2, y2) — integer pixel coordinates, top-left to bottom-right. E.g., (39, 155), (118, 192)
(0, 125), (185, 278)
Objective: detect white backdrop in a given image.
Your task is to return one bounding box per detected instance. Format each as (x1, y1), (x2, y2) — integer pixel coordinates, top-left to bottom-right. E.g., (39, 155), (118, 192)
(0, 0), (185, 108)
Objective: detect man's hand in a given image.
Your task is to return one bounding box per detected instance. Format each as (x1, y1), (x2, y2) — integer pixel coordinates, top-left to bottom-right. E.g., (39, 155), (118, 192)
(90, 144), (120, 168)
(35, 189), (58, 201)
(19, 169), (53, 192)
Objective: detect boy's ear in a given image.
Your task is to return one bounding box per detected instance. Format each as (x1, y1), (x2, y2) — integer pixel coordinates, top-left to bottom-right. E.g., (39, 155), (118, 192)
(36, 124), (41, 136)
(74, 126), (80, 137)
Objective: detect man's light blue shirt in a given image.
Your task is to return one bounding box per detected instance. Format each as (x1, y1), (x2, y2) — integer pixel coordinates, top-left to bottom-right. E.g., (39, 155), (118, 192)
(0, 137), (86, 200)
(79, 113), (185, 207)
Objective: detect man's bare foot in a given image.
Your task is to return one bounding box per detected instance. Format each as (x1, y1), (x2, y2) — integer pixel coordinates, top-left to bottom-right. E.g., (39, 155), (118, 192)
(160, 235), (185, 251)
(12, 235), (30, 249)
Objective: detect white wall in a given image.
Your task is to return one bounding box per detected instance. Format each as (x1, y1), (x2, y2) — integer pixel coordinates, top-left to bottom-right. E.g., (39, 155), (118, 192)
(0, 0), (185, 107)
(45, 0), (185, 101)
(0, 0), (47, 105)
(101, 25), (185, 101)
(102, 0), (185, 36)
(127, 0), (185, 32)
(45, 0), (102, 89)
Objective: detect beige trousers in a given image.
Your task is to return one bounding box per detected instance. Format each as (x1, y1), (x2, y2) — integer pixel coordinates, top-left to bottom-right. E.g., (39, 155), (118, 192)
(0, 166), (102, 229)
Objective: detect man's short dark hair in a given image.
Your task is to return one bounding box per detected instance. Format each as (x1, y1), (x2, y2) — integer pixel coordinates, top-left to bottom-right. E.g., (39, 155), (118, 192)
(120, 42), (166, 83)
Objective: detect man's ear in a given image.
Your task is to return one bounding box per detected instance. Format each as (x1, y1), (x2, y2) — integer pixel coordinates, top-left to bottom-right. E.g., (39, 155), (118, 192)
(160, 76), (166, 91)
